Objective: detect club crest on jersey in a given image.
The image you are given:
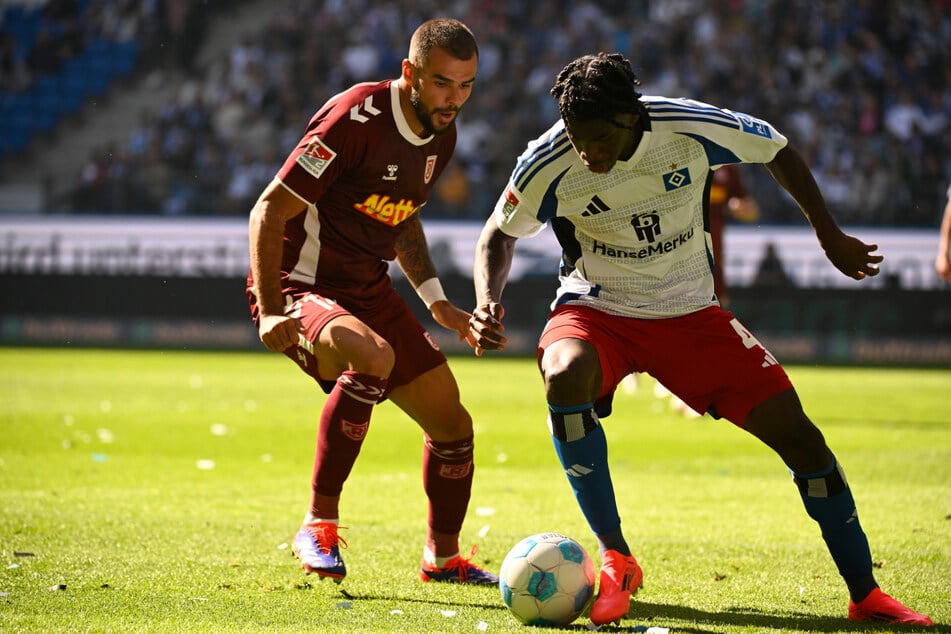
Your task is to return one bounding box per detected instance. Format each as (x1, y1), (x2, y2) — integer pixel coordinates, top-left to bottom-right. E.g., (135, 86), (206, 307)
(663, 167), (691, 191)
(297, 136), (337, 179)
(424, 155), (437, 183)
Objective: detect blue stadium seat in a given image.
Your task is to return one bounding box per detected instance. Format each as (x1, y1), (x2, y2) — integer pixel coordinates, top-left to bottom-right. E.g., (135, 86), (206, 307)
(53, 74), (87, 113)
(110, 39), (139, 77)
(2, 4), (41, 52)
(62, 55), (110, 98)
(31, 75), (66, 117)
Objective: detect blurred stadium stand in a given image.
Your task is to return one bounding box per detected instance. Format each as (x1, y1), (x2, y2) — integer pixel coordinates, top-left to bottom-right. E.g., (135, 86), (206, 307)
(0, 1), (949, 362)
(0, 0), (264, 208)
(1, 0), (138, 156)
(0, 0), (949, 227)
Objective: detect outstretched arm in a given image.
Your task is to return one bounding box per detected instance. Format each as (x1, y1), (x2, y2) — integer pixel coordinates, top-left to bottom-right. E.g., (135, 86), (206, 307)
(469, 219), (517, 355)
(395, 214), (475, 347)
(248, 180), (307, 351)
(935, 191), (951, 283)
(766, 146), (883, 280)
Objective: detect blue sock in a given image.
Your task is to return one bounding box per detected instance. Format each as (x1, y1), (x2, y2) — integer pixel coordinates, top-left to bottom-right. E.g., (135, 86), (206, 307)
(792, 456), (877, 601)
(548, 403), (620, 536)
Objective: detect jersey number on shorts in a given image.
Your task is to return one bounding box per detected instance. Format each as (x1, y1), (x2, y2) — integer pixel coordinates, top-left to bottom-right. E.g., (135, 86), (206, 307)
(729, 318), (779, 367)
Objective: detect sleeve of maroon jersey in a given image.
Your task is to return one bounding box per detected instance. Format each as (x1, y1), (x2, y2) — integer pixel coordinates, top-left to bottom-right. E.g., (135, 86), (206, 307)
(276, 85), (378, 203)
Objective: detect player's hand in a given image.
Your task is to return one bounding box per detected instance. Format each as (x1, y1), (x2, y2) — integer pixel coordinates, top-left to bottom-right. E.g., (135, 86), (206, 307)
(429, 300), (478, 349)
(257, 313), (303, 352)
(937, 254), (951, 283)
(468, 302), (507, 356)
(820, 230), (883, 280)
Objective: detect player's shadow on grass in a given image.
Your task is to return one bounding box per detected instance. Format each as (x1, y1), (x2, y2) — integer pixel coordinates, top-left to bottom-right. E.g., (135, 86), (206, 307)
(339, 589), (946, 632)
(338, 586), (507, 612)
(623, 599), (945, 633)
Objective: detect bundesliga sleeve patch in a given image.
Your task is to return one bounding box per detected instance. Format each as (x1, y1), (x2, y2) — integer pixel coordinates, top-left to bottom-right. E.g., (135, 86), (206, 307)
(501, 185), (520, 220)
(296, 136), (337, 179)
(737, 113), (773, 138)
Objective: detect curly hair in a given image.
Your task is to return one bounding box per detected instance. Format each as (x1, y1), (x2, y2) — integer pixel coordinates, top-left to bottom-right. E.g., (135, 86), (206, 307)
(550, 52), (643, 122)
(409, 18), (478, 67)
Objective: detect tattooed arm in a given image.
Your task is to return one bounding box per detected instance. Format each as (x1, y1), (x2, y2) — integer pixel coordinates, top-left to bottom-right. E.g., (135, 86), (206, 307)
(395, 214), (475, 346)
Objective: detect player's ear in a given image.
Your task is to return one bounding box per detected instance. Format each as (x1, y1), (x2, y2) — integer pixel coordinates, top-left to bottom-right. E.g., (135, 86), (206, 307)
(401, 59), (415, 83)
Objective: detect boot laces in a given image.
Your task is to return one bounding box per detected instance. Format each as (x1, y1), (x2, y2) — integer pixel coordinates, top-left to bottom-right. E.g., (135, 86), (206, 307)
(304, 522), (348, 554)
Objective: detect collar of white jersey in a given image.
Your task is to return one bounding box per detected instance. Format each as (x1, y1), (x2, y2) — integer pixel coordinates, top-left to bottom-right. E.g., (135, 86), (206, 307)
(613, 129), (652, 170)
(391, 81), (434, 146)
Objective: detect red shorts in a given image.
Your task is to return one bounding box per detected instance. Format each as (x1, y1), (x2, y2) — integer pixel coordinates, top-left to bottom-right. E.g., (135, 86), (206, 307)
(537, 304), (792, 426)
(248, 286), (445, 397)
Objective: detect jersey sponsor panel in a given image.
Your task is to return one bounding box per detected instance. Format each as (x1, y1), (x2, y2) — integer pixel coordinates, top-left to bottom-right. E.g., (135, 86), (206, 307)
(591, 226), (695, 261)
(353, 194), (420, 226)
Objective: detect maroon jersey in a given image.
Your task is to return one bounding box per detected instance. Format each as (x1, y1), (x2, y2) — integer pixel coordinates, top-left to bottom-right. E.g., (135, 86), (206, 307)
(270, 80), (456, 312)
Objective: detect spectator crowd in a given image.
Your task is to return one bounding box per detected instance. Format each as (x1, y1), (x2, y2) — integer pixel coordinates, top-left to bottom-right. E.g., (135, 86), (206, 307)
(50, 0), (951, 226)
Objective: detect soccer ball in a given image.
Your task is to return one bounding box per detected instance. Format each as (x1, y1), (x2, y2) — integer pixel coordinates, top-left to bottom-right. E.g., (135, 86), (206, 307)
(499, 532), (596, 626)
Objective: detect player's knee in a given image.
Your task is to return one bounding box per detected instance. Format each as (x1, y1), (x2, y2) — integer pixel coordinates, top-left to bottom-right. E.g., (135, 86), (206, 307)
(540, 343), (600, 402)
(419, 402), (473, 442)
(321, 318), (395, 377)
(445, 406), (474, 439)
(351, 336), (395, 377)
(748, 391), (829, 471)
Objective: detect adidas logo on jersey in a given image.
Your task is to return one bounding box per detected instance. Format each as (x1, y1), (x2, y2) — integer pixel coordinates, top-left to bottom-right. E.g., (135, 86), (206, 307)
(581, 195), (610, 217)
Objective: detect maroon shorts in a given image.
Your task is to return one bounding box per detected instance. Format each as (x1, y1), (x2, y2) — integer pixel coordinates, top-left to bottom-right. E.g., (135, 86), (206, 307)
(537, 304), (792, 426)
(249, 286), (445, 397)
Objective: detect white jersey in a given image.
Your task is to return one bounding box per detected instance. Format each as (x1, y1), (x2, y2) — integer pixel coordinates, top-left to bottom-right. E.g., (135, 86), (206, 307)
(493, 96), (788, 318)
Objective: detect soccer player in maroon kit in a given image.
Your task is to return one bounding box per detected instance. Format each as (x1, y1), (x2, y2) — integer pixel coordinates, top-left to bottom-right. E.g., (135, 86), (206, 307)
(246, 18), (496, 585)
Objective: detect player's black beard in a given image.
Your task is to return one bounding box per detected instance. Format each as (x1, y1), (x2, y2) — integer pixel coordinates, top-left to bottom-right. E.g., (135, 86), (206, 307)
(410, 89), (453, 137)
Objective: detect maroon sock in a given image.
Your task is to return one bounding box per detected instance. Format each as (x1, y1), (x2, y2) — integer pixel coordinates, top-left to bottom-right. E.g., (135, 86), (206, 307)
(310, 371), (387, 501)
(423, 434), (474, 535)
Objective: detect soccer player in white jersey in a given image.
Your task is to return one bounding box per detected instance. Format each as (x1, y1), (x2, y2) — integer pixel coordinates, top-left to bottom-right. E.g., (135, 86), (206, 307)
(469, 52), (934, 627)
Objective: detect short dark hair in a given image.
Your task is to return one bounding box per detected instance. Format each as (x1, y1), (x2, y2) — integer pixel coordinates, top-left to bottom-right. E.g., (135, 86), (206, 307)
(409, 18), (478, 67)
(550, 52), (643, 122)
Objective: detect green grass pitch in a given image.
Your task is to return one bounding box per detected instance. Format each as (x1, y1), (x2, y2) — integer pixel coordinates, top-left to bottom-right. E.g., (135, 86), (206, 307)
(1, 347), (948, 632)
